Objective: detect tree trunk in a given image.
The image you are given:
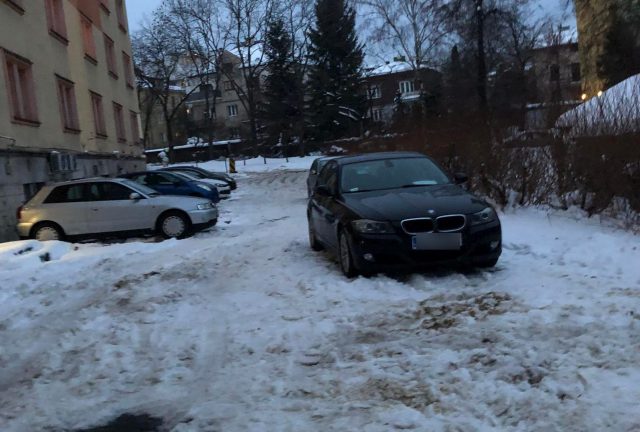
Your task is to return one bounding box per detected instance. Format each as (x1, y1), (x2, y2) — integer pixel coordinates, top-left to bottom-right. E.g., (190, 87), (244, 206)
(475, 0), (488, 113)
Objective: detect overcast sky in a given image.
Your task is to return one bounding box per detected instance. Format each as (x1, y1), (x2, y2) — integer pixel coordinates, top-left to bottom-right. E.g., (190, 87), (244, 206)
(126, 0), (163, 32)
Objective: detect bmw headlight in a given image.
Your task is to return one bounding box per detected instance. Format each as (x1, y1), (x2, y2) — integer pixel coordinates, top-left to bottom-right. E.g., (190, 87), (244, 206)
(198, 184), (212, 192)
(351, 219), (395, 234)
(470, 207), (497, 226)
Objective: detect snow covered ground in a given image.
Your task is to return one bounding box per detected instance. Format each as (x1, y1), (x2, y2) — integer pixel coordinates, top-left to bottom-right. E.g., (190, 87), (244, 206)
(1, 164), (640, 431)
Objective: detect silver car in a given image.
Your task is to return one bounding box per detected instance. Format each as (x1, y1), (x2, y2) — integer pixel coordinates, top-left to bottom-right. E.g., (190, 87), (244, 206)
(16, 178), (218, 240)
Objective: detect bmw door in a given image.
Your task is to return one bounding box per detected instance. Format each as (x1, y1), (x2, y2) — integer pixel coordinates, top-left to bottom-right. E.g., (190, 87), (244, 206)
(311, 161), (339, 248)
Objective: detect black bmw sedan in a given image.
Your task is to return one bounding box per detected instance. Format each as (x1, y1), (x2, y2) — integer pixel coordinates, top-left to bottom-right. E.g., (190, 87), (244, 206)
(307, 152), (502, 277)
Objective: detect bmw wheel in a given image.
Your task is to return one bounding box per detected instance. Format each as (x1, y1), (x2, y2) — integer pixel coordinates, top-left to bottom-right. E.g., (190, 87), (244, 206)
(338, 230), (358, 278)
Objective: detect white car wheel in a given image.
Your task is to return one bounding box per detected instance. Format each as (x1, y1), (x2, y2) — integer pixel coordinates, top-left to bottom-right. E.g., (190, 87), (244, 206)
(34, 224), (62, 241)
(159, 213), (189, 238)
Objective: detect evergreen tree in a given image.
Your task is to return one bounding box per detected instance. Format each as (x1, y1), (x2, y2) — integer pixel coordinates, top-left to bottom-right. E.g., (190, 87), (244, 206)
(262, 18), (301, 148)
(307, 0), (365, 141)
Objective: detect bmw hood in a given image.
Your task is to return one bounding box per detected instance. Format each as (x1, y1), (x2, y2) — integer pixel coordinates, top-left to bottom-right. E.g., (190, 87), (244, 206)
(341, 184), (489, 221)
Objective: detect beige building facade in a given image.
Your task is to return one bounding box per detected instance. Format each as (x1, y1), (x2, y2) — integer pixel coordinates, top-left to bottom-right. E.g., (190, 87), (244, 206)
(0, 0), (144, 241)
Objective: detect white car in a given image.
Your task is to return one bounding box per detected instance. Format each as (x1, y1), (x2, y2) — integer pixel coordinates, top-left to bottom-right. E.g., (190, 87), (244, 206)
(17, 178), (218, 240)
(163, 170), (232, 196)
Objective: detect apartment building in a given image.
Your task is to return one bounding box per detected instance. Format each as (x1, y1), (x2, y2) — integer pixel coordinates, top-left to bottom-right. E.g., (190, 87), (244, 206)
(0, 0), (144, 241)
(363, 61), (441, 127)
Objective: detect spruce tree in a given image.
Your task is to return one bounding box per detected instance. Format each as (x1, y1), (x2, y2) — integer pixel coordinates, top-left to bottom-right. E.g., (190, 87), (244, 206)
(262, 18), (300, 148)
(307, 0), (365, 141)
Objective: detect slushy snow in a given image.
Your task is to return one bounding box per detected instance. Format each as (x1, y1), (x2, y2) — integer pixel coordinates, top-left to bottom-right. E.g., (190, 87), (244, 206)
(1, 162), (639, 431)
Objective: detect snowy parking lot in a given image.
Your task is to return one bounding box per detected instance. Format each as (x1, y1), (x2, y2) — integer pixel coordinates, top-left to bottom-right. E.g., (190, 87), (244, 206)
(1, 160), (640, 431)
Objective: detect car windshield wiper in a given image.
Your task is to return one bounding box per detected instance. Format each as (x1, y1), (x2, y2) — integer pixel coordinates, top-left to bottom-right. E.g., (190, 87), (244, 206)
(400, 183), (433, 188)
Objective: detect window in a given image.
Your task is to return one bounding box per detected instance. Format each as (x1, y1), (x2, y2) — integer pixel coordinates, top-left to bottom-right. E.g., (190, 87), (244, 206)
(223, 80), (233, 91)
(130, 111), (140, 144)
(45, 0), (67, 42)
(56, 76), (79, 132)
(115, 0), (127, 32)
(90, 91), (107, 137)
(104, 34), (117, 78)
(369, 85), (381, 99)
(399, 80), (415, 94)
(318, 161), (338, 194)
(81, 15), (97, 62)
(227, 104), (238, 117)
(44, 184), (86, 203)
(571, 63), (581, 82)
(229, 127), (240, 137)
(371, 108), (384, 122)
(550, 64), (560, 82)
(23, 182), (44, 201)
(3, 50), (38, 124)
(99, 0), (109, 13)
(87, 182), (133, 201)
(113, 102), (126, 142)
(122, 52), (134, 88)
(2, 0), (24, 14)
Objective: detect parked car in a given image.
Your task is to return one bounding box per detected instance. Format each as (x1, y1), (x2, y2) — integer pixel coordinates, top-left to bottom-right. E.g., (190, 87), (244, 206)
(307, 152), (502, 277)
(120, 171), (220, 203)
(307, 156), (337, 197)
(159, 169), (231, 196)
(16, 178), (218, 241)
(162, 166), (237, 190)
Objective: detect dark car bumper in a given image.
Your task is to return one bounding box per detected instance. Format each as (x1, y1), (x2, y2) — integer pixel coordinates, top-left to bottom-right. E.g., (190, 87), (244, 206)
(349, 221), (502, 272)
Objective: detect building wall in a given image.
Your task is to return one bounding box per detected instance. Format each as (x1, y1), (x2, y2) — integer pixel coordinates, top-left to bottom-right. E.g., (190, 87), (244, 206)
(530, 43), (582, 103)
(0, 0), (144, 241)
(574, 0), (617, 95)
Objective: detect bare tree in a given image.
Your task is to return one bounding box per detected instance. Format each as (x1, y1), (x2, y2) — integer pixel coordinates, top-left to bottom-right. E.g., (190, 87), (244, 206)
(222, 0), (275, 152)
(166, 0), (231, 159)
(359, 0), (448, 74)
(132, 5), (199, 160)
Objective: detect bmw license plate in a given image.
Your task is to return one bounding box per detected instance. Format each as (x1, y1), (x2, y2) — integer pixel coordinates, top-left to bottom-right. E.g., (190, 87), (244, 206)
(412, 233), (462, 250)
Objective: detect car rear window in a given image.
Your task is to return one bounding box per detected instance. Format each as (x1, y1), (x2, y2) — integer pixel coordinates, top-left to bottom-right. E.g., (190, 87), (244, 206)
(43, 184), (86, 203)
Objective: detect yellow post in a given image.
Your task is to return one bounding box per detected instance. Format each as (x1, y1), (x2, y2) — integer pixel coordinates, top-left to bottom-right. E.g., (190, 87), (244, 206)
(229, 157), (237, 173)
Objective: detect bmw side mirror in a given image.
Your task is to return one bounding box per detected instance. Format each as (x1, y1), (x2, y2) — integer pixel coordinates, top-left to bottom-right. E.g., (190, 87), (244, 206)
(315, 184), (332, 196)
(130, 192), (142, 200)
(310, 169), (317, 175)
(454, 173), (468, 184)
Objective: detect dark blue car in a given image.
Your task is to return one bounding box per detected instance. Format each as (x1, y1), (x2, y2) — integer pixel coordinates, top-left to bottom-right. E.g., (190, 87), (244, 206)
(120, 171), (220, 203)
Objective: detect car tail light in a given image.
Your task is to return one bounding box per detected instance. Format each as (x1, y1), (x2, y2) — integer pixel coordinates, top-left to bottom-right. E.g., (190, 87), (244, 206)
(16, 205), (23, 221)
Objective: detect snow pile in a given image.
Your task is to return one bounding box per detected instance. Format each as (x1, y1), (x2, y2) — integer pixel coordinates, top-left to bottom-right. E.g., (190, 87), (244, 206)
(1, 171), (640, 431)
(0, 240), (73, 270)
(556, 74), (640, 136)
(165, 155), (318, 174)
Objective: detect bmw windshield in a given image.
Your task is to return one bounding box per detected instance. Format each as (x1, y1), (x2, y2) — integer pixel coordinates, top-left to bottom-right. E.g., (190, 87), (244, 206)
(340, 157), (451, 193)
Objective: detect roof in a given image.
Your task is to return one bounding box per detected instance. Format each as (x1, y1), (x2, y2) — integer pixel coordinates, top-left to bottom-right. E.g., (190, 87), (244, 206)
(334, 151), (426, 165)
(556, 73), (640, 136)
(365, 61), (414, 77)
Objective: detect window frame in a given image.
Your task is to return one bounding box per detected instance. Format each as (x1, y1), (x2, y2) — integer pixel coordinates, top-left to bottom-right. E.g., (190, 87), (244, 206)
(115, 0), (127, 33)
(103, 34), (118, 79)
(129, 110), (140, 145)
(44, 0), (68, 44)
(113, 102), (126, 143)
(227, 104), (238, 117)
(2, 0), (25, 14)
(369, 85), (381, 99)
(80, 14), (97, 64)
(56, 75), (80, 133)
(2, 49), (39, 126)
(570, 63), (581, 83)
(399, 80), (415, 94)
(122, 51), (134, 88)
(90, 91), (107, 138)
